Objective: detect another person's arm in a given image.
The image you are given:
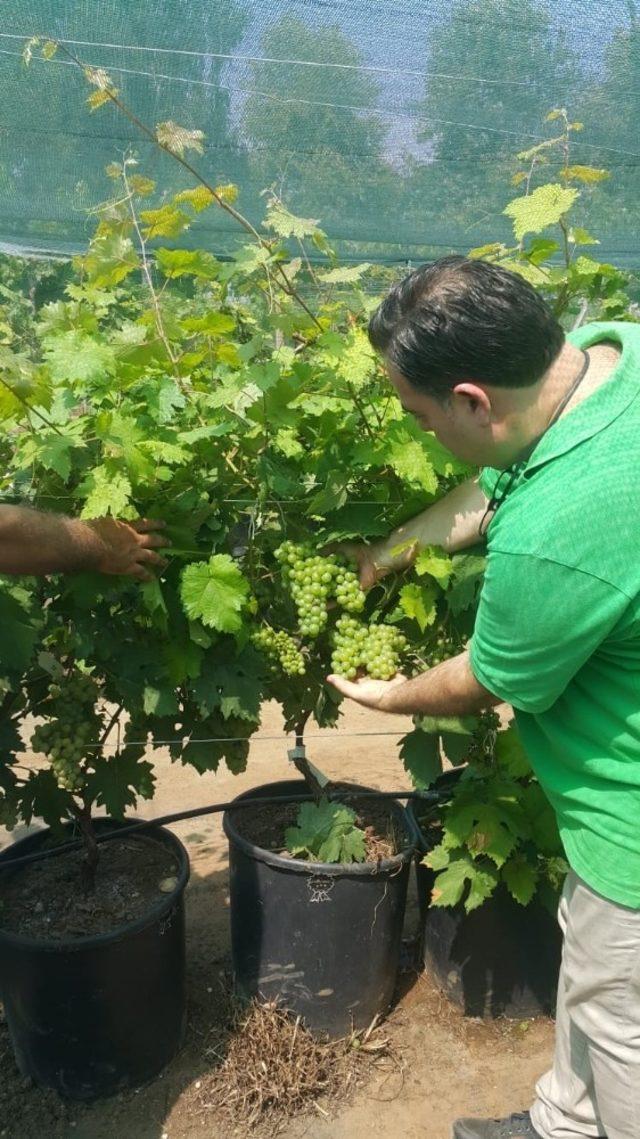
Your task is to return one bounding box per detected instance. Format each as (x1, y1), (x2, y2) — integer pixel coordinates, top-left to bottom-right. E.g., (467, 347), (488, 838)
(0, 507), (167, 580)
(347, 477), (488, 589)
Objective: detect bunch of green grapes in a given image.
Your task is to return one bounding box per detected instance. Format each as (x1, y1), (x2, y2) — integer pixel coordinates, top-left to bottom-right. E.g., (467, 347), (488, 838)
(31, 672), (101, 793)
(331, 615), (408, 681)
(274, 541), (365, 637)
(425, 625), (465, 667)
(362, 623), (409, 680)
(252, 625), (306, 677)
(466, 708), (501, 766)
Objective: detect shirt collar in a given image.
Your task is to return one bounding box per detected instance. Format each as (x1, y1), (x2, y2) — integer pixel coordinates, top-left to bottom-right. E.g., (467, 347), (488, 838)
(523, 322), (640, 478)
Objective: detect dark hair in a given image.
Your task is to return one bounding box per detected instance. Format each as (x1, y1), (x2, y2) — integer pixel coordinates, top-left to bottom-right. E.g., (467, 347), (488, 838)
(368, 255), (565, 399)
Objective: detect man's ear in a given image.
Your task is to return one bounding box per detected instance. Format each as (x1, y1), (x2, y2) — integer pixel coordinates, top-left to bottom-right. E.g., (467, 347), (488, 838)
(451, 382), (492, 426)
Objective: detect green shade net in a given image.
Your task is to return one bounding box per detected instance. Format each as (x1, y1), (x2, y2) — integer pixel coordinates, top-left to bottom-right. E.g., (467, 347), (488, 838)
(1, 0), (639, 264)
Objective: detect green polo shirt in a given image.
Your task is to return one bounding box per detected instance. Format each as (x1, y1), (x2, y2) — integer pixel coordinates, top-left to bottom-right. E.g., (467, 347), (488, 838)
(470, 321), (640, 908)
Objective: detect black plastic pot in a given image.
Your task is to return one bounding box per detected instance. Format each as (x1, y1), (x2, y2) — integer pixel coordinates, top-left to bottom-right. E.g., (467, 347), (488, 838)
(407, 797), (562, 1018)
(0, 819), (189, 1100)
(223, 780), (415, 1037)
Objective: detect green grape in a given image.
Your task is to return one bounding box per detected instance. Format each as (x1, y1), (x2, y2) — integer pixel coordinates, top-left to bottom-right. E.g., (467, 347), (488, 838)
(331, 615), (407, 681)
(252, 625), (306, 677)
(424, 624), (465, 667)
(274, 541), (368, 639)
(30, 671), (102, 794)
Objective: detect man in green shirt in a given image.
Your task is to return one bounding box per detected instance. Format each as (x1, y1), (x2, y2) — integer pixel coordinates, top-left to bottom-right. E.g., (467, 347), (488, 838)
(328, 255), (640, 1139)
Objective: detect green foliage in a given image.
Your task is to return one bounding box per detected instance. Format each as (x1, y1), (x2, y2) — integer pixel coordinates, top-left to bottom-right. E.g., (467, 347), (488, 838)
(285, 798), (367, 864)
(416, 720), (568, 913)
(470, 110), (634, 323)
(1, 79), (631, 889)
(0, 150), (469, 865)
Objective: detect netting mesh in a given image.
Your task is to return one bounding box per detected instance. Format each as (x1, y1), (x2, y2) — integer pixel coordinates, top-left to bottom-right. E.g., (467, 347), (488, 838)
(1, 1), (639, 264)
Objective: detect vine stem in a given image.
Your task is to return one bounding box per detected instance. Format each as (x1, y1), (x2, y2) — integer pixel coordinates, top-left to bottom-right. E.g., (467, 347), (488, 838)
(70, 799), (99, 893)
(0, 374), (64, 436)
(121, 162), (208, 426)
(54, 43), (322, 330)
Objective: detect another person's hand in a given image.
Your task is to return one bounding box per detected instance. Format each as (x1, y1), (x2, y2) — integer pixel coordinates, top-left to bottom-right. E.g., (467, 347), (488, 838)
(326, 672), (407, 711)
(86, 518), (169, 581)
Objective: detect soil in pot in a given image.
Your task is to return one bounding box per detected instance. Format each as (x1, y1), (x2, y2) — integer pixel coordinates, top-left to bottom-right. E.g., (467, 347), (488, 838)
(231, 794), (402, 862)
(0, 834), (179, 940)
(0, 823), (188, 1100)
(224, 780), (414, 1038)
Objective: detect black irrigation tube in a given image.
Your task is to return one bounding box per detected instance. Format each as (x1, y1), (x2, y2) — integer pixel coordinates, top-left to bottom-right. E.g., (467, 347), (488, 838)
(0, 786), (450, 872)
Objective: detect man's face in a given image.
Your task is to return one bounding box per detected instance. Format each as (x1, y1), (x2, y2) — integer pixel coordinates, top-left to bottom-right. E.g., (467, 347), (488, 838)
(387, 363), (501, 467)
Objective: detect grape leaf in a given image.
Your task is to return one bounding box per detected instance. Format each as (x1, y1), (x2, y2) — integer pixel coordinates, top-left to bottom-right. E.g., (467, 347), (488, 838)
(285, 799), (367, 864)
(18, 770), (72, 831)
(430, 851), (499, 912)
(440, 730), (473, 766)
(139, 205), (191, 240)
(154, 248), (219, 280)
(0, 588), (41, 673)
(79, 467), (133, 519)
(193, 649), (263, 722)
(81, 232), (139, 287)
(444, 800), (520, 867)
(181, 312), (236, 336)
(87, 754), (156, 818)
(502, 857), (538, 906)
(399, 582), (437, 632)
(495, 725), (532, 778)
(317, 263), (371, 284)
(447, 554), (486, 615)
(174, 186), (215, 212)
(44, 330), (116, 384)
(156, 121), (205, 157)
(415, 714), (477, 735)
(265, 201), (321, 240)
(399, 728), (442, 788)
(180, 555), (250, 634)
(562, 165), (610, 184)
(387, 440), (438, 494)
(504, 184), (579, 241)
(415, 545), (453, 588)
(424, 842), (451, 871)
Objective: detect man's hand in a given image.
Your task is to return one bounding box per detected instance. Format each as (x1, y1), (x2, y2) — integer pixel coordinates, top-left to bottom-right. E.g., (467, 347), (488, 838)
(326, 672), (407, 710)
(86, 518), (169, 581)
(333, 539), (415, 591)
(327, 651), (500, 717)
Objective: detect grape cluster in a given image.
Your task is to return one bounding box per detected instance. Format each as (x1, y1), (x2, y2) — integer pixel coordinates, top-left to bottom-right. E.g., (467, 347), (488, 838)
(425, 626), (465, 667)
(31, 672), (100, 793)
(252, 625), (306, 677)
(275, 541), (333, 637)
(274, 541), (365, 638)
(331, 615), (408, 681)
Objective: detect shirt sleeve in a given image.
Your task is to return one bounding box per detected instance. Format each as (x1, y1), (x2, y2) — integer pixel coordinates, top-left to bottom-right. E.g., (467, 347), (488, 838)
(469, 551), (632, 714)
(478, 466), (502, 499)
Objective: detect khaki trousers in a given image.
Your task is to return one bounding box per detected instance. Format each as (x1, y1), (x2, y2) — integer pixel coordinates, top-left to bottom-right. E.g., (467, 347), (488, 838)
(530, 871), (640, 1139)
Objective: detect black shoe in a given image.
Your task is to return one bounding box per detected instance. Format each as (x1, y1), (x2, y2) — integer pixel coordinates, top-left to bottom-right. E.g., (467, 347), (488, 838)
(453, 1112), (542, 1139)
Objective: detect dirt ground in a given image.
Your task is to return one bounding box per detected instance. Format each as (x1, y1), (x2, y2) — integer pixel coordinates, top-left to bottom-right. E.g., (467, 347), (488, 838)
(0, 702), (554, 1139)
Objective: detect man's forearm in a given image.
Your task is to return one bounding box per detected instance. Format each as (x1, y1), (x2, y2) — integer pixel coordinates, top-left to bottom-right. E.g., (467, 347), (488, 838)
(0, 506), (106, 575)
(379, 651), (499, 717)
(388, 477), (488, 558)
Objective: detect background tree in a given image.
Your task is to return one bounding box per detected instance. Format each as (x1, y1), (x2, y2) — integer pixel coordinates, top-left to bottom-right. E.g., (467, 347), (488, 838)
(242, 14), (396, 257)
(407, 0), (585, 249)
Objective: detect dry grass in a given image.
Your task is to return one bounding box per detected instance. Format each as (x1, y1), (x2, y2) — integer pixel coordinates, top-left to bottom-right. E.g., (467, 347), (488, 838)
(190, 987), (403, 1134)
